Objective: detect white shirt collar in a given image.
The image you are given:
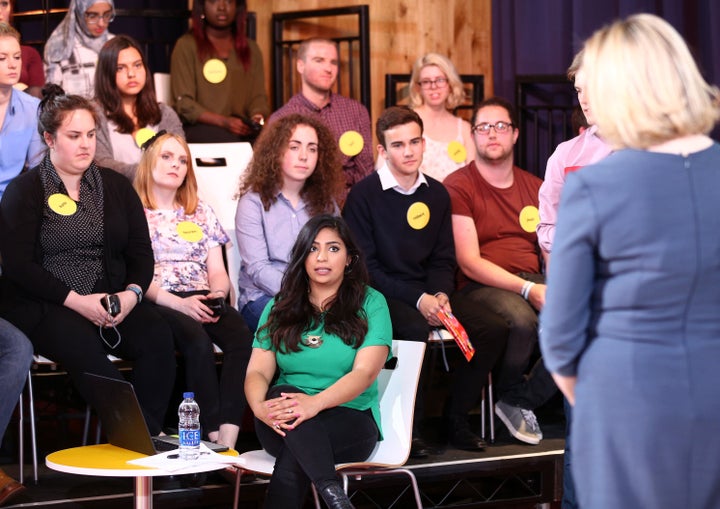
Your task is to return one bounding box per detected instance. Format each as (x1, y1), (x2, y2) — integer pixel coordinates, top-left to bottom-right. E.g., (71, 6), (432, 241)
(377, 161), (428, 196)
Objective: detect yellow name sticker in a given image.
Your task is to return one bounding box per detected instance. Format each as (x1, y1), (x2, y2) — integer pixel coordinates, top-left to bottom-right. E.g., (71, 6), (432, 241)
(338, 130), (364, 157)
(177, 221), (204, 242)
(407, 202), (430, 230)
(202, 58), (228, 84)
(447, 140), (467, 163)
(519, 205), (540, 233)
(48, 193), (77, 216)
(134, 127), (157, 148)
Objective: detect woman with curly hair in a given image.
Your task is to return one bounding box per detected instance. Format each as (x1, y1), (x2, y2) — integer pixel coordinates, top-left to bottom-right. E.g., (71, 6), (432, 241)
(245, 214), (392, 509)
(235, 113), (344, 331)
(170, 0), (269, 143)
(409, 53), (475, 182)
(94, 35), (183, 180)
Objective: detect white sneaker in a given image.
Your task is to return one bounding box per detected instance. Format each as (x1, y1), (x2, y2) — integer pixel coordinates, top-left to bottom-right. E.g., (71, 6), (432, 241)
(495, 400), (542, 445)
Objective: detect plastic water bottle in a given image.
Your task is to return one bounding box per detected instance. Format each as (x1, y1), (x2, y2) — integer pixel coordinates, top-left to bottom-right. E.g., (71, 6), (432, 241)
(178, 392), (201, 460)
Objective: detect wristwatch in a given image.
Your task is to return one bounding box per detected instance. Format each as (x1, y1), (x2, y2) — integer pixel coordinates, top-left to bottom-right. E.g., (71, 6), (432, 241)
(126, 284), (143, 304)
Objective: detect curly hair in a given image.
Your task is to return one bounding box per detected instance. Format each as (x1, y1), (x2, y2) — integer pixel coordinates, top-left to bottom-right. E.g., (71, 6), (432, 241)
(257, 214), (369, 353)
(95, 35), (161, 134)
(134, 132), (199, 215)
(238, 113), (343, 215)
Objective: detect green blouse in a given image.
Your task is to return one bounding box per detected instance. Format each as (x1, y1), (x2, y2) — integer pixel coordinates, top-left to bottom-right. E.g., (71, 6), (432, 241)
(254, 286), (393, 436)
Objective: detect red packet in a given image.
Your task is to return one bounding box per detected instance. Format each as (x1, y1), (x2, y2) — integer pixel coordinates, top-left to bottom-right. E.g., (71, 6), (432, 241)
(436, 310), (475, 361)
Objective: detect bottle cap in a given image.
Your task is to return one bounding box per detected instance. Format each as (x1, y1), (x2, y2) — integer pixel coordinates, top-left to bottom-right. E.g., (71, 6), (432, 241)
(183, 392), (194, 399)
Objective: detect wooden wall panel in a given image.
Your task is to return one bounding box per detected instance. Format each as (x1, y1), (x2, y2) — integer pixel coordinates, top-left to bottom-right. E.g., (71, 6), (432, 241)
(247, 0), (493, 130)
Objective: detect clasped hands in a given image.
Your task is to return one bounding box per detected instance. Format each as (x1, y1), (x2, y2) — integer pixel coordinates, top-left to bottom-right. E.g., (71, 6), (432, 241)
(260, 392), (319, 436)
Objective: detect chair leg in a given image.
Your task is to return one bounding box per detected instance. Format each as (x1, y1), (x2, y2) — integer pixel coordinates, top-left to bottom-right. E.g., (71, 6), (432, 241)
(311, 483), (321, 509)
(27, 372), (38, 483)
(18, 377), (25, 485)
(488, 373), (495, 443)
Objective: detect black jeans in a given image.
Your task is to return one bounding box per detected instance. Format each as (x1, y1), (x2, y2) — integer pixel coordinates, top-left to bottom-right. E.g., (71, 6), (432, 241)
(256, 385), (378, 509)
(18, 299), (176, 435)
(460, 276), (557, 410)
(154, 295), (253, 433)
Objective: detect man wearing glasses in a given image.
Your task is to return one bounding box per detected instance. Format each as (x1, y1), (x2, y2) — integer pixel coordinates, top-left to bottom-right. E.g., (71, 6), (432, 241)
(44, 0), (115, 98)
(444, 97), (557, 446)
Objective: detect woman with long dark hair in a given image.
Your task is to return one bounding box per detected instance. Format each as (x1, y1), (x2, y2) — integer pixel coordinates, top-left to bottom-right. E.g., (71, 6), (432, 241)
(170, 0), (269, 143)
(94, 35), (183, 180)
(245, 214), (392, 509)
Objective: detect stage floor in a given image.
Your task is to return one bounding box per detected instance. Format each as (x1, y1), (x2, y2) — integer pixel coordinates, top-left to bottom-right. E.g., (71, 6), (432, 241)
(1, 413), (565, 508)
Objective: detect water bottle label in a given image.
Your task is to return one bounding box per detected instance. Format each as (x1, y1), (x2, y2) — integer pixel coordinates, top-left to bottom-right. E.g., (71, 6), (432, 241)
(179, 429), (201, 447)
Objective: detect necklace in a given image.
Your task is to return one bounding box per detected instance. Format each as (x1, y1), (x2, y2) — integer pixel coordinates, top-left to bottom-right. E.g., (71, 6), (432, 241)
(302, 335), (323, 348)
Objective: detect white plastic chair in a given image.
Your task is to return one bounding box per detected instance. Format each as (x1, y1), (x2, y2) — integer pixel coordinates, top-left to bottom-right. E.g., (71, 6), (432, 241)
(153, 72), (172, 104)
(189, 142), (253, 304)
(232, 340), (426, 509)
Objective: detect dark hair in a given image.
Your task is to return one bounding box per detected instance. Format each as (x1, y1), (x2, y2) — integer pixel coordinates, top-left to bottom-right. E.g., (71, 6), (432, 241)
(376, 106), (424, 149)
(38, 84), (98, 142)
(192, 0), (250, 70)
(258, 214), (369, 353)
(95, 35), (161, 134)
(471, 96), (518, 126)
(239, 113), (343, 215)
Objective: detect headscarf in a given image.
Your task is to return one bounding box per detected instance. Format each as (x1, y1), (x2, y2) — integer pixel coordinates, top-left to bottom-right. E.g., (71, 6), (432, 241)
(44, 0), (115, 63)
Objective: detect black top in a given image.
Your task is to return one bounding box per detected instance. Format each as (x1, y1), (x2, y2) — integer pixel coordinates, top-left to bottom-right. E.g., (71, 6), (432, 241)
(342, 171), (456, 307)
(0, 160), (154, 306)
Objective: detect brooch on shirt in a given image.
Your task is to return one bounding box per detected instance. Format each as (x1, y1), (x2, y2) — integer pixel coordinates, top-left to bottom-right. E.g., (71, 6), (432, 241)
(302, 335), (323, 348)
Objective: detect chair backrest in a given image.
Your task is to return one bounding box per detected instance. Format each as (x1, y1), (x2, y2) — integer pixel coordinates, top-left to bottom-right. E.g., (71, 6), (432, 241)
(189, 142), (254, 303)
(154, 72), (172, 104)
(339, 339), (426, 468)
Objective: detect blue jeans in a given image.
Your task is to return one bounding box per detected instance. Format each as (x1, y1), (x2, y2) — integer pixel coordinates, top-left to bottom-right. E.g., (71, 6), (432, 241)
(241, 294), (272, 333)
(0, 318), (33, 438)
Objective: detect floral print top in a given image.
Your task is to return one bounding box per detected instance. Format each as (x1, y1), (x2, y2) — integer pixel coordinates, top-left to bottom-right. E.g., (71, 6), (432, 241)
(145, 200), (230, 292)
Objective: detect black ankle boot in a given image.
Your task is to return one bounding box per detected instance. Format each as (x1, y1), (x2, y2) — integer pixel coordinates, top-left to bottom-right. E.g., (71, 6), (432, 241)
(318, 480), (354, 509)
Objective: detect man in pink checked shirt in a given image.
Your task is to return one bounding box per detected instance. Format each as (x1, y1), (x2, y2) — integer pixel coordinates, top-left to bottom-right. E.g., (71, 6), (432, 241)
(536, 50), (611, 509)
(537, 50), (612, 268)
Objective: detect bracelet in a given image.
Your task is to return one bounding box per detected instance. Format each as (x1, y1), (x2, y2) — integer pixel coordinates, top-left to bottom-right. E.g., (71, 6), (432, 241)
(520, 281), (536, 300)
(126, 284), (143, 304)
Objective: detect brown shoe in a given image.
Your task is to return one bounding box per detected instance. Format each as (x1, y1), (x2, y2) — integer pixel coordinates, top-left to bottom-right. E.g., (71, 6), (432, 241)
(0, 468), (25, 506)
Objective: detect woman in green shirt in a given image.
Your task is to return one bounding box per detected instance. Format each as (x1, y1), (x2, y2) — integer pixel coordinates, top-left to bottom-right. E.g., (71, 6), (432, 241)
(245, 215), (392, 509)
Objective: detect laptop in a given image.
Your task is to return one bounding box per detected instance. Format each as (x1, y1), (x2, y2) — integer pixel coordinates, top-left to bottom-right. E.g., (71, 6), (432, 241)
(82, 373), (229, 455)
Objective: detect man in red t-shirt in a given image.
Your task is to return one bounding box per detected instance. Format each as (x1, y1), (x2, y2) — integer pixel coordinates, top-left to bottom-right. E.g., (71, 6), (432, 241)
(444, 97), (557, 445)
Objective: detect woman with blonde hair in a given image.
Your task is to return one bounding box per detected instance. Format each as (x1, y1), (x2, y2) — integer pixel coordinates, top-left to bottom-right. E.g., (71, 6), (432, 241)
(134, 131), (253, 449)
(235, 113), (344, 331)
(540, 13), (720, 509)
(408, 53), (474, 181)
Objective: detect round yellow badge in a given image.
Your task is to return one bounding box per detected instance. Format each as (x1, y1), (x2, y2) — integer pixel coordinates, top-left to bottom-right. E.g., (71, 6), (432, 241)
(48, 193), (77, 216)
(177, 221), (204, 242)
(134, 128), (156, 148)
(202, 59), (228, 84)
(407, 202), (431, 230)
(519, 205), (540, 233)
(447, 140), (467, 163)
(338, 130), (364, 157)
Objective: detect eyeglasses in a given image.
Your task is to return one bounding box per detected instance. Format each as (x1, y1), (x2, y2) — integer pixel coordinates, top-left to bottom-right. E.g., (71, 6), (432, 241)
(84, 11), (115, 25)
(417, 78), (448, 89)
(471, 121), (514, 135)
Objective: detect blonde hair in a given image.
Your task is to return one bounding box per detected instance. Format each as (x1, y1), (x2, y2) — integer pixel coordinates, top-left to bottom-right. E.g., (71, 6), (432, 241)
(134, 133), (199, 215)
(0, 22), (20, 43)
(583, 13), (719, 150)
(409, 53), (465, 109)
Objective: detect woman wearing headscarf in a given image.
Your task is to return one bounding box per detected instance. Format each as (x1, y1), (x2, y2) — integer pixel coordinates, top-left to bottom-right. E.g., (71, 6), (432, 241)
(43, 0), (115, 98)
